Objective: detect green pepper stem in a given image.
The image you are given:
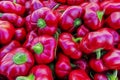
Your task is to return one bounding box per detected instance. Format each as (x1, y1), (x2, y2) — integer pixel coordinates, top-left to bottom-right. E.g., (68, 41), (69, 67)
(37, 19), (46, 28)
(32, 43), (44, 54)
(13, 53), (27, 65)
(95, 48), (102, 59)
(13, 0), (16, 3)
(97, 11), (104, 22)
(73, 37), (82, 42)
(71, 63), (76, 68)
(107, 70), (118, 80)
(52, 4), (60, 10)
(16, 74), (35, 80)
(74, 18), (82, 27)
(0, 13), (2, 17)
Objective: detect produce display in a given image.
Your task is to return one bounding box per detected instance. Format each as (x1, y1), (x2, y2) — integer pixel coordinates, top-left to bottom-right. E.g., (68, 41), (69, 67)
(1, 0), (120, 80)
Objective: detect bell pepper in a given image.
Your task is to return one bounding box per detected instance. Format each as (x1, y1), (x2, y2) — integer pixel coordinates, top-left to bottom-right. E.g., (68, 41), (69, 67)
(105, 12), (120, 30)
(23, 31), (37, 50)
(30, 0), (43, 12)
(69, 69), (91, 80)
(0, 1), (25, 15)
(58, 32), (82, 59)
(26, 7), (58, 35)
(102, 2), (120, 16)
(94, 73), (108, 80)
(2, 0), (27, 5)
(0, 13), (25, 28)
(59, 6), (84, 32)
(0, 48), (34, 80)
(14, 28), (26, 42)
(0, 20), (15, 45)
(103, 49), (120, 69)
(30, 35), (57, 64)
(55, 53), (71, 78)
(0, 40), (21, 59)
(16, 65), (53, 80)
(77, 25), (89, 37)
(79, 28), (116, 54)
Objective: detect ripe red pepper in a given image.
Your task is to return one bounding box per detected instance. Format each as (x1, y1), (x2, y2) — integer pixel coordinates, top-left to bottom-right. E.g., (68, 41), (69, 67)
(2, 0), (27, 5)
(0, 13), (25, 28)
(30, 35), (57, 64)
(16, 65), (53, 80)
(59, 6), (84, 32)
(105, 12), (120, 30)
(58, 33), (82, 59)
(14, 28), (26, 42)
(94, 73), (108, 80)
(23, 31), (37, 49)
(69, 69), (91, 80)
(103, 49), (120, 69)
(0, 1), (25, 15)
(0, 40), (21, 59)
(0, 20), (15, 45)
(0, 48), (34, 80)
(77, 25), (89, 37)
(30, 0), (43, 12)
(79, 28), (116, 54)
(55, 53), (71, 78)
(26, 7), (58, 35)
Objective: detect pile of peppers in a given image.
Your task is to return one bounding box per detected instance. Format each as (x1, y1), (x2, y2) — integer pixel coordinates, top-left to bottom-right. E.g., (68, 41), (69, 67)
(1, 0), (120, 80)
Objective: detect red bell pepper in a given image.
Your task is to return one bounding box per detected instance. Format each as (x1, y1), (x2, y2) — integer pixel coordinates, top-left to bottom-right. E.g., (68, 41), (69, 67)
(30, 35), (57, 64)
(0, 13), (25, 28)
(0, 1), (25, 15)
(103, 49), (120, 69)
(59, 6), (84, 32)
(105, 12), (120, 30)
(77, 25), (89, 37)
(69, 69), (91, 80)
(79, 28), (116, 54)
(0, 40), (21, 59)
(55, 53), (71, 78)
(16, 65), (53, 80)
(30, 0), (43, 12)
(94, 73), (108, 80)
(23, 31), (37, 50)
(14, 28), (26, 42)
(58, 33), (82, 59)
(0, 48), (34, 80)
(2, 0), (26, 5)
(0, 20), (15, 45)
(26, 7), (58, 35)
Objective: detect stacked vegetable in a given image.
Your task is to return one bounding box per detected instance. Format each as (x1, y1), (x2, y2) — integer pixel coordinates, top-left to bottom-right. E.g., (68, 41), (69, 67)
(1, 0), (120, 80)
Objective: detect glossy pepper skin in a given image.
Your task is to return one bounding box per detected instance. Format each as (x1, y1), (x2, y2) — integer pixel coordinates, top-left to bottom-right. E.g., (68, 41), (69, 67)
(14, 28), (26, 42)
(0, 40), (21, 59)
(58, 33), (82, 59)
(0, 13), (25, 28)
(69, 69), (91, 80)
(77, 25), (89, 37)
(16, 65), (53, 80)
(59, 6), (84, 32)
(105, 12), (120, 30)
(0, 48), (34, 80)
(103, 49), (120, 69)
(55, 53), (71, 78)
(94, 74), (108, 80)
(79, 28), (115, 54)
(0, 20), (15, 45)
(2, 0), (26, 5)
(0, 1), (25, 15)
(30, 35), (56, 64)
(26, 7), (58, 35)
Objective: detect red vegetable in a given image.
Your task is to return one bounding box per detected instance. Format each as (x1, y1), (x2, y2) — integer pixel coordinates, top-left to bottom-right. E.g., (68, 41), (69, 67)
(26, 7), (58, 35)
(69, 69), (91, 80)
(94, 73), (108, 80)
(14, 28), (26, 42)
(0, 48), (34, 80)
(59, 6), (84, 32)
(58, 33), (82, 59)
(0, 20), (15, 45)
(55, 53), (71, 78)
(0, 13), (25, 28)
(30, 35), (57, 64)
(0, 40), (21, 59)
(0, 1), (25, 15)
